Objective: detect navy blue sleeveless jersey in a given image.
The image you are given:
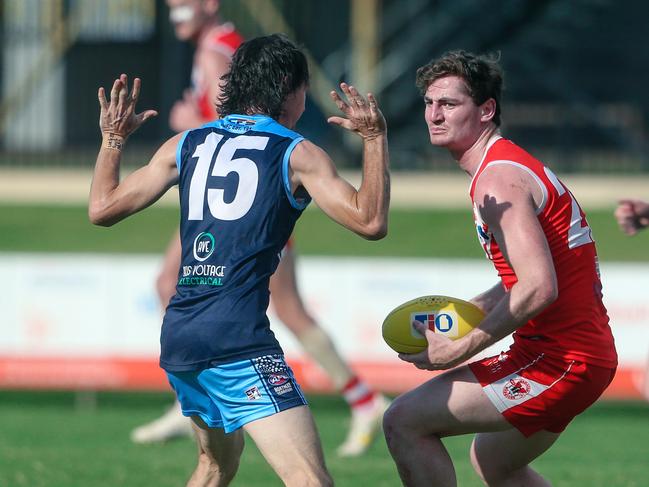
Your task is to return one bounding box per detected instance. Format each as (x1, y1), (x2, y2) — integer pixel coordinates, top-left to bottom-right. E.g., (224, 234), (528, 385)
(160, 114), (310, 372)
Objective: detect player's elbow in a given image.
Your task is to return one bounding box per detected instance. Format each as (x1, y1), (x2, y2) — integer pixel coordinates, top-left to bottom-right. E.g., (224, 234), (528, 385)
(533, 278), (558, 311)
(88, 202), (116, 227)
(359, 219), (388, 240)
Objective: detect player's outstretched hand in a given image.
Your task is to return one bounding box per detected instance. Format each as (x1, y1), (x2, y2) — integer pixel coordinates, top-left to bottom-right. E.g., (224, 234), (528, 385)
(615, 199), (649, 236)
(98, 74), (158, 140)
(327, 82), (386, 140)
(397, 320), (463, 371)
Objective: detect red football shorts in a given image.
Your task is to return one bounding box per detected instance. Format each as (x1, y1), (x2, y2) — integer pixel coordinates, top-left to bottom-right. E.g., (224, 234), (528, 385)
(469, 346), (616, 437)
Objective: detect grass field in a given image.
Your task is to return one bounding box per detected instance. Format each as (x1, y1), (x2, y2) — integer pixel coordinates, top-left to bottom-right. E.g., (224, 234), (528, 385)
(2, 203), (649, 486)
(2, 203), (649, 260)
(0, 391), (647, 487)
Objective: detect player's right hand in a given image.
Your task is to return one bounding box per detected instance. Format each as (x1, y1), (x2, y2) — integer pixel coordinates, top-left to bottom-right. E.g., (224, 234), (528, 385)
(98, 74), (158, 140)
(397, 320), (463, 371)
(327, 83), (386, 141)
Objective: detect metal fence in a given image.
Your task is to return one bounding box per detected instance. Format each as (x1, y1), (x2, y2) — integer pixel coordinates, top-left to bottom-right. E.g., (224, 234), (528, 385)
(1, 0), (648, 172)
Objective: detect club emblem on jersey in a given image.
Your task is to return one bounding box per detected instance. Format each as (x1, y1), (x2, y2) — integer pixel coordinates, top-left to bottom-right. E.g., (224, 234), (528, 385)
(268, 373), (289, 386)
(193, 232), (215, 262)
(245, 386), (262, 401)
(473, 204), (494, 259)
(502, 378), (531, 400)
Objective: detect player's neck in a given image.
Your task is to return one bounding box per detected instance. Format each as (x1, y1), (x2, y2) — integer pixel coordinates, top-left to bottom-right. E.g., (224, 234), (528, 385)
(455, 125), (500, 177)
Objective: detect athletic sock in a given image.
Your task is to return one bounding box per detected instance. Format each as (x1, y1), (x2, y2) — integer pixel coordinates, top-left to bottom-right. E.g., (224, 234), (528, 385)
(341, 376), (379, 414)
(296, 325), (354, 390)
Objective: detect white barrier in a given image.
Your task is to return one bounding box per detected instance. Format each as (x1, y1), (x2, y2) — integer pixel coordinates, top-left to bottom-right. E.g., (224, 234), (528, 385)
(0, 254), (646, 396)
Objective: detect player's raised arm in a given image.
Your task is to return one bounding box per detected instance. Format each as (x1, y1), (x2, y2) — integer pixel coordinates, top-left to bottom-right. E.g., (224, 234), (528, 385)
(289, 83), (390, 240)
(89, 74), (179, 226)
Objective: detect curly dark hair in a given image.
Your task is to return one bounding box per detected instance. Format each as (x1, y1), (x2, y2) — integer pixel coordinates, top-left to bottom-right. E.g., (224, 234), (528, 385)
(416, 50), (504, 126)
(216, 34), (309, 120)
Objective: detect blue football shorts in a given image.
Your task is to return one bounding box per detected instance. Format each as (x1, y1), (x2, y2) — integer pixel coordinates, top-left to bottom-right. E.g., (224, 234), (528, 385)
(166, 354), (308, 433)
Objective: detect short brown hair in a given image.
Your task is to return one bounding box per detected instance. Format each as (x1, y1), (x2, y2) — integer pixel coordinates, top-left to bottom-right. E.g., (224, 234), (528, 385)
(416, 50), (503, 126)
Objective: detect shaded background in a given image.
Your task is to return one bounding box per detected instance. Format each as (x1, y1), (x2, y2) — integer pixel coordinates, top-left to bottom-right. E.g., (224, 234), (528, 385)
(2, 0), (649, 172)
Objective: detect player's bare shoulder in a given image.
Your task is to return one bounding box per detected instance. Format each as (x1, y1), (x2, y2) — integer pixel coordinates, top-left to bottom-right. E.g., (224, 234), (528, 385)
(289, 139), (335, 177)
(475, 162), (543, 217)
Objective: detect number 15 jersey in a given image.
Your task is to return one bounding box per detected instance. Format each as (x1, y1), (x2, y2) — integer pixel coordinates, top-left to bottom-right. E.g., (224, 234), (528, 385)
(470, 137), (617, 368)
(160, 115), (310, 372)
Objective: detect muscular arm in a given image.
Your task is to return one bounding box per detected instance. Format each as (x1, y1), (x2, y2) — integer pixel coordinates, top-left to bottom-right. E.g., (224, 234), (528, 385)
(470, 282), (506, 315)
(455, 167), (558, 359)
(401, 165), (557, 369)
(290, 137), (389, 239)
(290, 84), (390, 240)
(88, 74), (179, 226)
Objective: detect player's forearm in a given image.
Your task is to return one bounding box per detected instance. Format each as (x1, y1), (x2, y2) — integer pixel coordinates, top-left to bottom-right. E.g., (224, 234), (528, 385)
(353, 134), (390, 239)
(470, 282), (506, 315)
(88, 134), (126, 226)
(454, 279), (557, 361)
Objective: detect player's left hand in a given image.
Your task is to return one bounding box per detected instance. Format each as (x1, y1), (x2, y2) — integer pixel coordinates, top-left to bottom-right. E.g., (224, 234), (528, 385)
(98, 74), (158, 139)
(398, 320), (463, 370)
(327, 82), (386, 140)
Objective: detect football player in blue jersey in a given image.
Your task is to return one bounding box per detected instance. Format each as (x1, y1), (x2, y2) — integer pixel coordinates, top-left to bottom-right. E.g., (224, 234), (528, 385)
(131, 1), (389, 454)
(89, 34), (389, 487)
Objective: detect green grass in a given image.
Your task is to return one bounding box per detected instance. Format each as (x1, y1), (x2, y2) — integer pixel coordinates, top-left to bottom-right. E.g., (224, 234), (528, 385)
(1, 204), (647, 485)
(0, 391), (646, 487)
(1, 203), (649, 260)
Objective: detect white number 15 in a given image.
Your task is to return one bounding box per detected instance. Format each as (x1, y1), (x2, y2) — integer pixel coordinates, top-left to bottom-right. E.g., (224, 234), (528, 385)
(187, 132), (269, 221)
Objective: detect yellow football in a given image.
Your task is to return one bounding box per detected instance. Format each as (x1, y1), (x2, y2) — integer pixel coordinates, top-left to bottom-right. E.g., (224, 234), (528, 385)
(382, 295), (485, 354)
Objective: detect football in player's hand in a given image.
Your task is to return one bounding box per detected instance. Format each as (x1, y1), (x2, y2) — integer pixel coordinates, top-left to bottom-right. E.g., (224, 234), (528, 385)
(382, 295), (484, 354)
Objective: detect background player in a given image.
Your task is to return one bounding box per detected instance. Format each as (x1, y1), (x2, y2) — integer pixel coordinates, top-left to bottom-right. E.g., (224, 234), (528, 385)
(382, 51), (617, 486)
(614, 198), (649, 401)
(131, 0), (389, 457)
(89, 34), (389, 485)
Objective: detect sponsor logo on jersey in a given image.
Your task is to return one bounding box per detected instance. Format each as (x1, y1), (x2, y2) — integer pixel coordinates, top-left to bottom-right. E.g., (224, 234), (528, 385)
(179, 263), (226, 287)
(245, 386), (262, 401)
(268, 373), (289, 386)
(502, 378), (531, 400)
(273, 383), (294, 396)
(193, 232), (215, 262)
(229, 117), (256, 126)
(411, 311), (459, 338)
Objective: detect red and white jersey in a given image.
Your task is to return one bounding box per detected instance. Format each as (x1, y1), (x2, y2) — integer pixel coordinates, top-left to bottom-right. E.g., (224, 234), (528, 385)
(469, 137), (617, 368)
(192, 22), (244, 121)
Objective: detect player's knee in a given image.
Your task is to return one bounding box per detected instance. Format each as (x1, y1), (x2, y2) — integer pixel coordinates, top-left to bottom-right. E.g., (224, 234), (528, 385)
(470, 439), (513, 486)
(469, 439), (489, 483)
(281, 467), (332, 487)
(196, 451), (240, 485)
(382, 398), (412, 449)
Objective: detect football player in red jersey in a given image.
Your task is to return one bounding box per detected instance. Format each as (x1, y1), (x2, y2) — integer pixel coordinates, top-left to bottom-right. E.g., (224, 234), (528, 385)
(383, 51), (617, 486)
(131, 0), (389, 456)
